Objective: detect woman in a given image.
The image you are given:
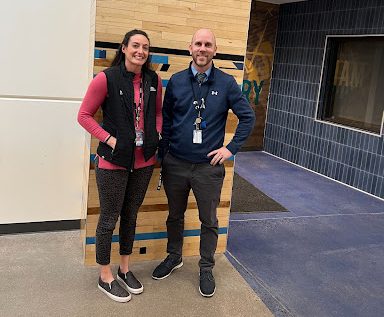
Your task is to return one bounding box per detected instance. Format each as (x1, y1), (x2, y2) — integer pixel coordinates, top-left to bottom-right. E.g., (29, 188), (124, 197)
(78, 29), (162, 302)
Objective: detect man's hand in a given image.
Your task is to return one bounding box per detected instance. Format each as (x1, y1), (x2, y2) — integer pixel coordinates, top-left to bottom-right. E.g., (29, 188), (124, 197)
(207, 147), (232, 166)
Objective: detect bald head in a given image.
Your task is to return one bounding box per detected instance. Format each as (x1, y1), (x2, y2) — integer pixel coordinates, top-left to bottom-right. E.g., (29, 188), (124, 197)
(191, 28), (216, 46)
(189, 28), (217, 72)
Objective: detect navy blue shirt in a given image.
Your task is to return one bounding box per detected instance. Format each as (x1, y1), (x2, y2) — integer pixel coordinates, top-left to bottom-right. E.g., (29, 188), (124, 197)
(162, 63), (255, 163)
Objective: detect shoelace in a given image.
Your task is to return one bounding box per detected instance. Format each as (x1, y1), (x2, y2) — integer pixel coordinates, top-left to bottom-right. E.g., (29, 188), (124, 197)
(164, 256), (178, 268)
(200, 271), (214, 281)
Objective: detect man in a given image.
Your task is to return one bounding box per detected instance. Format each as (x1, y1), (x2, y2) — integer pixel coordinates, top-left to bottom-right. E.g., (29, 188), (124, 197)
(152, 29), (255, 297)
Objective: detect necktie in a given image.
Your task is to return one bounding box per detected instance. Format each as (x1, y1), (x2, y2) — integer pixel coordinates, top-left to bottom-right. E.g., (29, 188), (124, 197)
(196, 72), (207, 84)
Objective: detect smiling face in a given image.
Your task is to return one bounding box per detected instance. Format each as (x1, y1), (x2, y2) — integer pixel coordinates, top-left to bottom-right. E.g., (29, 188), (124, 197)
(189, 29), (217, 72)
(122, 34), (150, 73)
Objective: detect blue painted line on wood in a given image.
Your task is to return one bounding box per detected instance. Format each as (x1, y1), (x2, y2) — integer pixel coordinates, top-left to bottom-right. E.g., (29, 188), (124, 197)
(233, 62), (244, 70)
(162, 79), (169, 87)
(150, 55), (168, 64)
(94, 49), (106, 59)
(86, 227), (228, 244)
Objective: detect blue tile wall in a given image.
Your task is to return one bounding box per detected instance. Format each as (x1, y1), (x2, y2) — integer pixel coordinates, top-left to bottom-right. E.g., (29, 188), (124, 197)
(264, 0), (384, 198)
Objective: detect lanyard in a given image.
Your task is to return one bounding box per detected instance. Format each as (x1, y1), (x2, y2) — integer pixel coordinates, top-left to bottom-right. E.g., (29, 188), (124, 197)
(134, 78), (143, 128)
(190, 77), (211, 117)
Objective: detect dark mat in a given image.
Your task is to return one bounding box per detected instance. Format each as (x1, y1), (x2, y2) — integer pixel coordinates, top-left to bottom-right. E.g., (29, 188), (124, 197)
(230, 172), (287, 213)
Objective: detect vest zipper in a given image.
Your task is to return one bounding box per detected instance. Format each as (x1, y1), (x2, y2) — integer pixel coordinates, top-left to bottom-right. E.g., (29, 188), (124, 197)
(130, 142), (135, 172)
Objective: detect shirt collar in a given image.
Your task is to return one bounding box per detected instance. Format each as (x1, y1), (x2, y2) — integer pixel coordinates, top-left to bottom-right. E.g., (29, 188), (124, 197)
(191, 64), (212, 80)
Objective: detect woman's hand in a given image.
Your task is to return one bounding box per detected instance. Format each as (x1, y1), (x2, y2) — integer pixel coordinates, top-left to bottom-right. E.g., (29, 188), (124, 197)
(107, 136), (117, 150)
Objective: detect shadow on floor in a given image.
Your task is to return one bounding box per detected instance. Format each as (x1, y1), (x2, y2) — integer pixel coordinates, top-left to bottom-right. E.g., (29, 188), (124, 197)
(231, 172), (287, 213)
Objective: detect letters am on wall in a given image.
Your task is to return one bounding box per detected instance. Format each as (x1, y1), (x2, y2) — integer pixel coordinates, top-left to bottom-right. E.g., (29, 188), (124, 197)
(242, 1), (279, 150)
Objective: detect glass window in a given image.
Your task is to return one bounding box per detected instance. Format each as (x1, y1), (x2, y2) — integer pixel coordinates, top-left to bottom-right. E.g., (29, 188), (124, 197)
(318, 36), (384, 134)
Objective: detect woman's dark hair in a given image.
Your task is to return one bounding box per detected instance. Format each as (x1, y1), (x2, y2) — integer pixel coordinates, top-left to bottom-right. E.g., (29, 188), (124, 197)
(111, 29), (151, 70)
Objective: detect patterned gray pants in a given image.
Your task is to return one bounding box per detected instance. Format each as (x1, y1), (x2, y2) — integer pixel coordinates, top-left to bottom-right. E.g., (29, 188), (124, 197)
(95, 164), (154, 265)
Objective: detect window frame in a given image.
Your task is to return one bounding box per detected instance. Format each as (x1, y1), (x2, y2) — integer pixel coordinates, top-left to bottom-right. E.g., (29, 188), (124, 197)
(315, 34), (384, 137)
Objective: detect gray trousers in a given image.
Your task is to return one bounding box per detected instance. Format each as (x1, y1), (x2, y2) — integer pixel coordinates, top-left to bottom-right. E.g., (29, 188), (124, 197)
(95, 164), (154, 265)
(162, 153), (225, 270)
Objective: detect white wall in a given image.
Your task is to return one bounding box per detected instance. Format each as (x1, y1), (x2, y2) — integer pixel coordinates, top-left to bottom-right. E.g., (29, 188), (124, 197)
(0, 0), (95, 224)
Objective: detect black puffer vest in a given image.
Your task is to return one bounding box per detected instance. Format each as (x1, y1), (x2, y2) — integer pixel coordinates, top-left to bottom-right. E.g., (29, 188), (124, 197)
(96, 63), (159, 169)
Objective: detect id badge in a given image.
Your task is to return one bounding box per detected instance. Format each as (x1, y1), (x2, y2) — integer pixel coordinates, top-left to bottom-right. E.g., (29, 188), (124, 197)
(193, 129), (202, 144)
(135, 128), (144, 147)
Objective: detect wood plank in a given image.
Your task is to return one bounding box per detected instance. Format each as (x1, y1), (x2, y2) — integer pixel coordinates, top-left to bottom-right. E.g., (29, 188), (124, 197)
(85, 209), (230, 235)
(193, 0), (250, 9)
(96, 7), (135, 19)
(153, 0), (196, 9)
(87, 200), (231, 215)
(195, 3), (249, 17)
(96, 22), (146, 34)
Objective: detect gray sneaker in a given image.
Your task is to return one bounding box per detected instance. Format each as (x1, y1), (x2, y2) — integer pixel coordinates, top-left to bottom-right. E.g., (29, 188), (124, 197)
(117, 267), (144, 294)
(98, 277), (131, 302)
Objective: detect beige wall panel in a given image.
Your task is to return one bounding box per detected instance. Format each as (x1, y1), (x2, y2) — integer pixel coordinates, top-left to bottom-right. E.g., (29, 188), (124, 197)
(0, 99), (86, 224)
(0, 0), (93, 99)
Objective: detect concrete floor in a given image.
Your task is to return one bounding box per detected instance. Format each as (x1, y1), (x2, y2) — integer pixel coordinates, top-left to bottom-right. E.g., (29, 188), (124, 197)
(0, 230), (273, 317)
